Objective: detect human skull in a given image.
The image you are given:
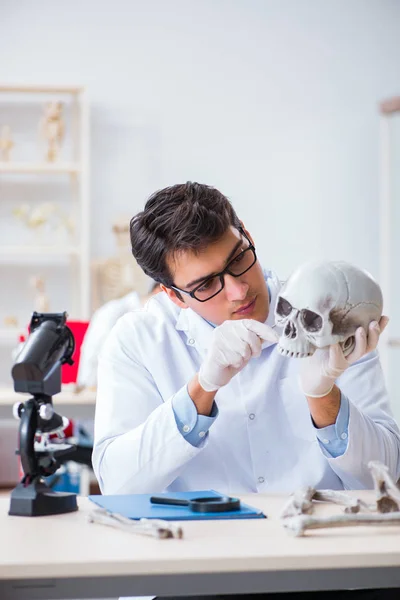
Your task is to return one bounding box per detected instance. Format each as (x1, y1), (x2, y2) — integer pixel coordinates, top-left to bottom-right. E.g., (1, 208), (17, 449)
(274, 261), (383, 358)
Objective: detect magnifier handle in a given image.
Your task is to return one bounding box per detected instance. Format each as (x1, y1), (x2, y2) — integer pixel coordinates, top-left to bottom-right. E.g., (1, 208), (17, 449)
(150, 496), (189, 507)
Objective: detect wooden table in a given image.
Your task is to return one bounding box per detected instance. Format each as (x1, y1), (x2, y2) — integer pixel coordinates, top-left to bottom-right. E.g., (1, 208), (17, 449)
(1, 491), (400, 599)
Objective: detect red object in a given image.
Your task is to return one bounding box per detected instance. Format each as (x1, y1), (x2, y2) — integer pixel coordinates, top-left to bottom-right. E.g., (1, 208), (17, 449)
(62, 321), (89, 384)
(24, 319), (89, 384)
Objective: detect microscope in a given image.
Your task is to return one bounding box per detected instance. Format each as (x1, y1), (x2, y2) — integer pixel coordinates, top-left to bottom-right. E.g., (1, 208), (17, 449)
(9, 312), (79, 517)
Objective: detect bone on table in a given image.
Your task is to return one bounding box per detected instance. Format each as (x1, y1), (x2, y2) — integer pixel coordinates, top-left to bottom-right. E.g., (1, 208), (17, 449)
(280, 486), (316, 519)
(283, 511), (400, 537)
(312, 490), (374, 514)
(368, 460), (400, 513)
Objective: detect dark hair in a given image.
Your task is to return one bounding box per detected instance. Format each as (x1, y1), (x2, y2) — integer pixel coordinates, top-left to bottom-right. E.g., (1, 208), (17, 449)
(130, 182), (241, 289)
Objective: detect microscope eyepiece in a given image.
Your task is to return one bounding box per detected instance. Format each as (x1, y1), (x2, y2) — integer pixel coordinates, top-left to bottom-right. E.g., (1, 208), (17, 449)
(11, 312), (74, 396)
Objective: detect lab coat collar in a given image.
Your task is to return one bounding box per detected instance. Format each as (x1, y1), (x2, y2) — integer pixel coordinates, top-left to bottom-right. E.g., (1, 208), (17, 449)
(263, 268), (282, 349)
(175, 268), (282, 358)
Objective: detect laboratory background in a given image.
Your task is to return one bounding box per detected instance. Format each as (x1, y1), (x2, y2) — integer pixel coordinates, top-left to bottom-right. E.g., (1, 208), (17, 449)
(0, 0), (399, 496)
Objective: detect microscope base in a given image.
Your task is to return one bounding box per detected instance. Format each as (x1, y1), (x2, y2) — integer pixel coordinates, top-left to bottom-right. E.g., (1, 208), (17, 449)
(9, 479), (78, 517)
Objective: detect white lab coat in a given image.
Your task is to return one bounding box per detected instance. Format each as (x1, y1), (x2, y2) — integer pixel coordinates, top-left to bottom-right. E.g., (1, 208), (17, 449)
(92, 270), (400, 495)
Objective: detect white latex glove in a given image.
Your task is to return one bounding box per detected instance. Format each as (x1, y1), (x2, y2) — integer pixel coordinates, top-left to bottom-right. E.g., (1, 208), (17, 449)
(299, 316), (389, 398)
(198, 319), (279, 392)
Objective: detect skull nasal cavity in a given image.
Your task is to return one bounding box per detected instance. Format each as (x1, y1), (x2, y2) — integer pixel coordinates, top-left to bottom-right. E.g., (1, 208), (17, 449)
(284, 321), (297, 339)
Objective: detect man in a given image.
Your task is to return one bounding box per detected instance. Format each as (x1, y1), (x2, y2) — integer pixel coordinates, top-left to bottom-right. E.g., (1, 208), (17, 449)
(93, 182), (400, 599)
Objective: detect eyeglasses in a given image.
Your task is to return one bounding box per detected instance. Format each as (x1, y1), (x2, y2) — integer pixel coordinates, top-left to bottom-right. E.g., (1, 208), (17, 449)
(170, 230), (257, 302)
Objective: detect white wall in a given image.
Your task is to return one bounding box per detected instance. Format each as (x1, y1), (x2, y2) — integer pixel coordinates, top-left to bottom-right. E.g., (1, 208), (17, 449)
(1, 0), (399, 273)
(0, 0), (400, 388)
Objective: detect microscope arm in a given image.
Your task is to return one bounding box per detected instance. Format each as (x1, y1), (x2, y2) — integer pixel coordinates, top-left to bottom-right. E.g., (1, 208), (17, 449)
(18, 398), (39, 481)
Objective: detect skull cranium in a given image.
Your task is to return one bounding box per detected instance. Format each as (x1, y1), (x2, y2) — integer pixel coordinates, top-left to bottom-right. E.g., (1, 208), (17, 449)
(274, 261), (383, 358)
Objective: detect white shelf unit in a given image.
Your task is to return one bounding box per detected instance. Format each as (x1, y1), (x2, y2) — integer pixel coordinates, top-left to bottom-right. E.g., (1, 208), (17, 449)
(0, 84), (84, 94)
(0, 84), (90, 347)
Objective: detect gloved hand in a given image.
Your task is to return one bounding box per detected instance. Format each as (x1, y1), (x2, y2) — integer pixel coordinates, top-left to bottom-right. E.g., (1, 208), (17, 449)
(299, 316), (389, 398)
(198, 319), (279, 392)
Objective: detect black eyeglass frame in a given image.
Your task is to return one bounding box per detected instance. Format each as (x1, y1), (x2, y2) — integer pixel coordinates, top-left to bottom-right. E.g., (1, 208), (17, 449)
(169, 228), (257, 303)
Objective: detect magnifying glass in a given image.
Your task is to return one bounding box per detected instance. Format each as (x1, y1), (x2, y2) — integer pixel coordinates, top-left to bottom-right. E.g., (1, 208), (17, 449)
(150, 495), (241, 513)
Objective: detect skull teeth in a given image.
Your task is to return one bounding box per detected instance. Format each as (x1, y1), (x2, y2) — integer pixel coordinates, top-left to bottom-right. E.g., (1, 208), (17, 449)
(277, 346), (313, 359)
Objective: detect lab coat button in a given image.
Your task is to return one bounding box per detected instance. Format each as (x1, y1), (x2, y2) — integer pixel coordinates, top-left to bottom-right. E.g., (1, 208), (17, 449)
(188, 338), (195, 345)
(258, 476), (265, 484)
(341, 432), (348, 440)
(182, 425), (191, 433)
(249, 413), (255, 420)
(199, 431), (206, 438)
(323, 439), (330, 444)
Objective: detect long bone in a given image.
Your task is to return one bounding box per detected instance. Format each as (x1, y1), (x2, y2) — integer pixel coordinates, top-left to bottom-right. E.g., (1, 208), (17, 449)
(283, 511), (400, 537)
(313, 490), (374, 514)
(280, 488), (373, 518)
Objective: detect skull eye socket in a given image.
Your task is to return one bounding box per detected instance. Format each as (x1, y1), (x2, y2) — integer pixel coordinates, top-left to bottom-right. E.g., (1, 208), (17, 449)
(276, 297), (293, 318)
(300, 309), (323, 332)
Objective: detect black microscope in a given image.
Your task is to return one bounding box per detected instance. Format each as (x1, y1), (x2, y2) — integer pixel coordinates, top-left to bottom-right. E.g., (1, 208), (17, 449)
(9, 311), (79, 517)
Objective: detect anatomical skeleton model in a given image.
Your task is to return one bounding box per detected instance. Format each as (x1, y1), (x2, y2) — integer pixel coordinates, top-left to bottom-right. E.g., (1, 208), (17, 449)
(39, 101), (65, 162)
(78, 218), (149, 390)
(91, 217), (150, 311)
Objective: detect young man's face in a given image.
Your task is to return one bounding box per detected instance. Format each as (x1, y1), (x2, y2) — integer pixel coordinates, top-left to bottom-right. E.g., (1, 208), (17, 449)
(163, 226), (270, 326)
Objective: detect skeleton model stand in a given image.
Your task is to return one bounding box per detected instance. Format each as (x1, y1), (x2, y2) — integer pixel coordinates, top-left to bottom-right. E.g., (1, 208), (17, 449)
(281, 461), (400, 536)
(275, 261), (383, 358)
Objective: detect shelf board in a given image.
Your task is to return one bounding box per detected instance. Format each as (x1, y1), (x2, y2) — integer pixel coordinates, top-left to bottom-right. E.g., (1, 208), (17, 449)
(0, 245), (79, 258)
(0, 162), (80, 174)
(0, 386), (96, 406)
(0, 84), (83, 95)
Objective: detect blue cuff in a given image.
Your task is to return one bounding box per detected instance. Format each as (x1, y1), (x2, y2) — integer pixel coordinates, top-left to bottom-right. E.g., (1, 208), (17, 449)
(314, 392), (350, 458)
(172, 385), (218, 447)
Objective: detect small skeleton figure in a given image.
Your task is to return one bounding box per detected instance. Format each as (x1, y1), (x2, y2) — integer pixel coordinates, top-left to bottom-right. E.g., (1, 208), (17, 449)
(30, 276), (50, 313)
(0, 125), (14, 161)
(39, 101), (65, 162)
(13, 202), (74, 236)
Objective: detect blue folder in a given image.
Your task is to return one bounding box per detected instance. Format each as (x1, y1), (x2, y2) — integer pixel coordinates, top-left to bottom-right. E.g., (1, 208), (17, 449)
(89, 489), (266, 521)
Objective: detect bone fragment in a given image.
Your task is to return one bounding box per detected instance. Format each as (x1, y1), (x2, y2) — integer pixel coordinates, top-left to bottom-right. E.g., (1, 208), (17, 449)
(280, 486), (316, 519)
(313, 490), (373, 514)
(368, 461), (400, 512)
(283, 511), (400, 537)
